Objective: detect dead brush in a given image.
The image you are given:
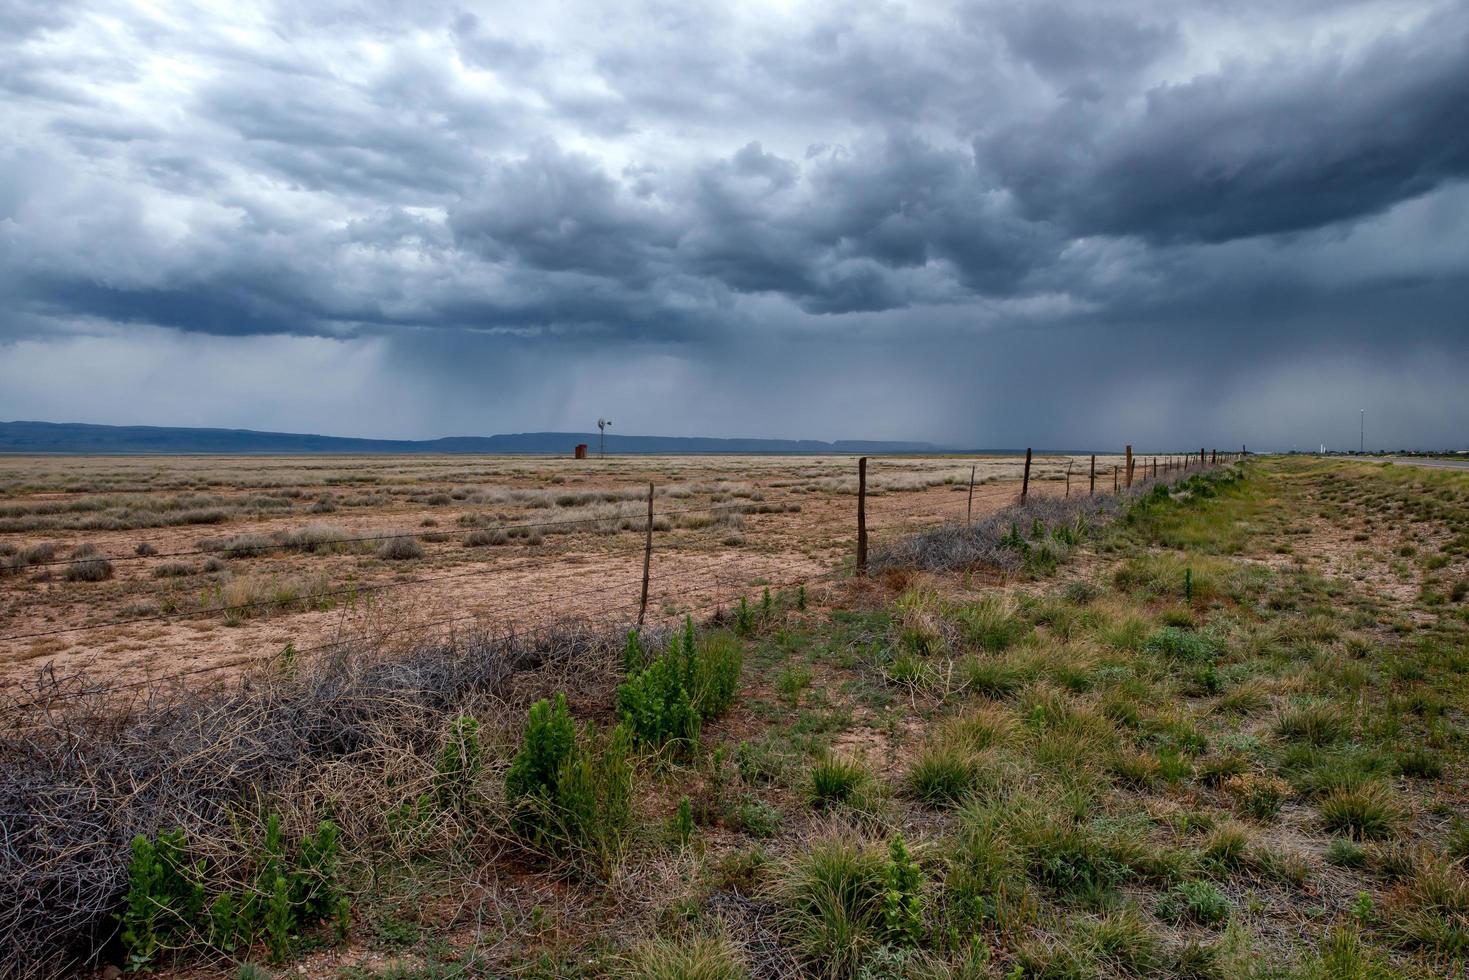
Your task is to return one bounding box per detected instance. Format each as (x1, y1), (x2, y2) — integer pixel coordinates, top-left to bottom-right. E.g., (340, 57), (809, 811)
(0, 622), (624, 978)
(870, 470), (1218, 575)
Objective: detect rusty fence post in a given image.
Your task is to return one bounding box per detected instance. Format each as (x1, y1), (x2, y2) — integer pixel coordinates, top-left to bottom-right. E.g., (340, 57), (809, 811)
(638, 482), (654, 626)
(856, 457), (868, 577)
(1089, 454), (1096, 495)
(1021, 448), (1033, 503)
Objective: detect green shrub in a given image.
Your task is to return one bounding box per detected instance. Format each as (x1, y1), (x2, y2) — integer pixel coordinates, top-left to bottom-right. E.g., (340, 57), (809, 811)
(121, 828), (205, 969)
(65, 557), (114, 582)
(776, 663), (813, 706)
(122, 815), (349, 969)
(505, 694), (635, 863)
(732, 796), (782, 838)
(668, 797), (696, 848)
(881, 835), (924, 947)
(617, 620), (742, 749)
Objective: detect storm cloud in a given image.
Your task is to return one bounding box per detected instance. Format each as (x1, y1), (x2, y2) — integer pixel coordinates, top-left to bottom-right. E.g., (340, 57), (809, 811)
(1, 0), (1466, 449)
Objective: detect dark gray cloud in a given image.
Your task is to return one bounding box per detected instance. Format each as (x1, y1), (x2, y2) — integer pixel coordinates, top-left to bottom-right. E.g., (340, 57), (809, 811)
(986, 5), (1469, 242)
(0, 0), (1466, 448)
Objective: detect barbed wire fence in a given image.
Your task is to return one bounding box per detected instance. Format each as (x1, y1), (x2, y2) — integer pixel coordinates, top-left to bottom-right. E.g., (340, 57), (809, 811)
(1, 448), (1246, 717)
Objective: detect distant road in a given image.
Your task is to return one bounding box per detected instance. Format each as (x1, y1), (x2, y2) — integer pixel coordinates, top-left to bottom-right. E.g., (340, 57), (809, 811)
(1367, 456), (1469, 471)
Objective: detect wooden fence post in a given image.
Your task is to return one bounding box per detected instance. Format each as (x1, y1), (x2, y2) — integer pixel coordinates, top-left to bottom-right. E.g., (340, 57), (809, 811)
(1021, 448), (1033, 503)
(1200, 447), (1205, 467)
(967, 464), (975, 525)
(1125, 444), (1133, 488)
(1113, 466), (1119, 494)
(857, 457), (868, 577)
(638, 482), (654, 626)
(1089, 454), (1096, 495)
(1065, 460), (1072, 498)
(1211, 449), (1217, 465)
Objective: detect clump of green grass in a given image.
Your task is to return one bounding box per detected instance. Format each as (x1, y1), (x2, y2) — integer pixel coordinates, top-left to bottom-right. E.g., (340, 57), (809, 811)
(1222, 773), (1291, 821)
(775, 837), (887, 975)
(955, 597), (1028, 652)
(1326, 838), (1368, 869)
(808, 756), (871, 810)
(1273, 701), (1350, 746)
(626, 932), (746, 979)
(904, 744), (985, 808)
(1156, 880), (1230, 926)
(1319, 783), (1403, 840)
(1144, 626), (1220, 665)
(1379, 861), (1469, 956)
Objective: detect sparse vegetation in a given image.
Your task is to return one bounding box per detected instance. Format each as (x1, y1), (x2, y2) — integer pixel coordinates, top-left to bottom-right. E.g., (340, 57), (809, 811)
(5, 455), (1469, 978)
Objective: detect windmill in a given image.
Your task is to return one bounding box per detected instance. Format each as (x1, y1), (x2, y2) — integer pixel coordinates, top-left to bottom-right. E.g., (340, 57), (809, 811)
(597, 418), (612, 457)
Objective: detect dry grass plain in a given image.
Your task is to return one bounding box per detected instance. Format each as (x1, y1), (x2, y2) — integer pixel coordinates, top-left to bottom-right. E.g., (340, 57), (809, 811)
(0, 453), (1124, 694)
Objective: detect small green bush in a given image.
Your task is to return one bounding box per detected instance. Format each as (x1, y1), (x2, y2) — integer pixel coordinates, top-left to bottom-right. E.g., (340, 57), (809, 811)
(881, 835), (924, 947)
(121, 828), (205, 969)
(732, 796), (782, 838)
(504, 694), (634, 863)
(121, 815), (349, 969)
(616, 620), (742, 749)
(668, 797), (696, 848)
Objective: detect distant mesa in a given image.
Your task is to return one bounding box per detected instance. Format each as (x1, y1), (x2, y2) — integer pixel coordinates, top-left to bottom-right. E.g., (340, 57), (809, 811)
(0, 420), (938, 455)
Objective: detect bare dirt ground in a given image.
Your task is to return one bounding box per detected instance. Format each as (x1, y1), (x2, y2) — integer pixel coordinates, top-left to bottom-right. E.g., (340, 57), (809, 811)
(0, 453), (1133, 694)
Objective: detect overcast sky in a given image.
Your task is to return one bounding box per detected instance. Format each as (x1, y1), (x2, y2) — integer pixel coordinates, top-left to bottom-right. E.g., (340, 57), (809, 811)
(1, 0), (1466, 450)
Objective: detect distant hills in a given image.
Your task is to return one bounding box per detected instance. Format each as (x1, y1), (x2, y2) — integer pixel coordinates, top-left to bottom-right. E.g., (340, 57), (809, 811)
(0, 420), (939, 455)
